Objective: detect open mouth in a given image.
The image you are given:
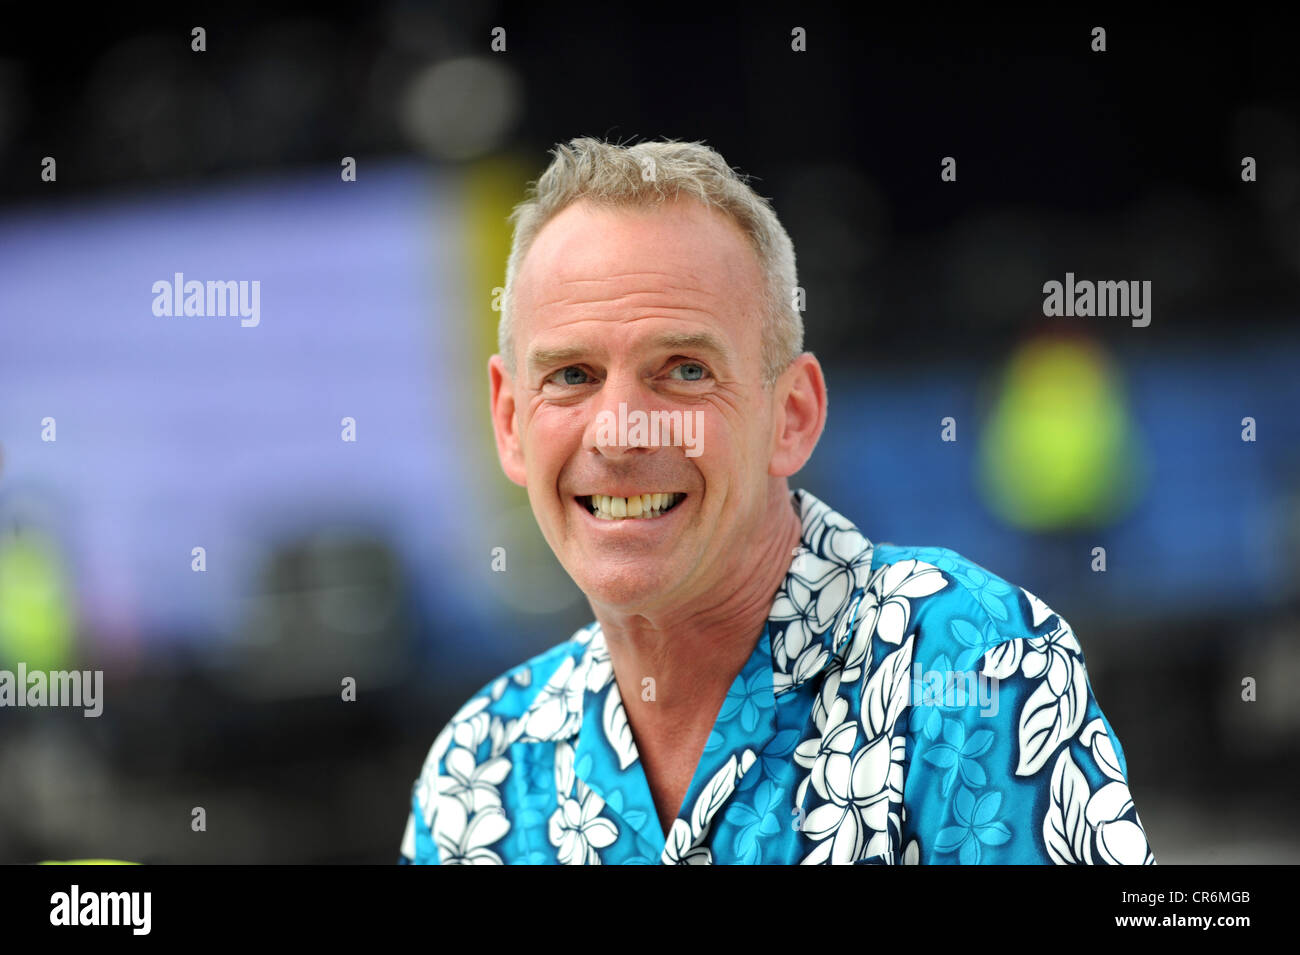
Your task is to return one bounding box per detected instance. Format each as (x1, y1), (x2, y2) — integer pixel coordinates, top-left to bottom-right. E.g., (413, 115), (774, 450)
(579, 493), (686, 521)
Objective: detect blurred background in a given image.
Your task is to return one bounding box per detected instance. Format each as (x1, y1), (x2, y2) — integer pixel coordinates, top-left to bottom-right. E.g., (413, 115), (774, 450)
(1, 6), (1298, 862)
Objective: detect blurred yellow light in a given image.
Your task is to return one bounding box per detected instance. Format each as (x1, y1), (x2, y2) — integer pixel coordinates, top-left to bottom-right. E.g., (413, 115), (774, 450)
(978, 336), (1143, 530)
(39, 860), (140, 865)
(0, 531), (75, 671)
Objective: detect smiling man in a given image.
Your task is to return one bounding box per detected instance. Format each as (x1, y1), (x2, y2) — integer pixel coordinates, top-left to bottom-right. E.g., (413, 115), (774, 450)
(399, 137), (1155, 865)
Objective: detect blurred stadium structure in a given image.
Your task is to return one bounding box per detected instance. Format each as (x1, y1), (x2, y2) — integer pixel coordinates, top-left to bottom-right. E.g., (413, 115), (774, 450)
(1, 7), (1298, 862)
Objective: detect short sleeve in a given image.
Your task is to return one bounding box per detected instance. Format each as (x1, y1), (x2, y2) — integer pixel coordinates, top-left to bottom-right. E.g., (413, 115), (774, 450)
(903, 584), (1155, 864)
(399, 784), (442, 864)
(398, 726), (454, 865)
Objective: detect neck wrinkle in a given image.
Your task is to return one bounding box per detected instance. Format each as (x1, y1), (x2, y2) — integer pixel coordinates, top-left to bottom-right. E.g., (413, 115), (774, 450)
(596, 488), (803, 713)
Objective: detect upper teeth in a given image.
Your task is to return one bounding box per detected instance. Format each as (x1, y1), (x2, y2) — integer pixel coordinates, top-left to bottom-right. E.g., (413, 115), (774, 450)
(587, 493), (683, 519)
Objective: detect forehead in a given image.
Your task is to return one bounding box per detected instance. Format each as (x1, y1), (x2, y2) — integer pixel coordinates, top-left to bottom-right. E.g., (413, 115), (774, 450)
(512, 197), (765, 334)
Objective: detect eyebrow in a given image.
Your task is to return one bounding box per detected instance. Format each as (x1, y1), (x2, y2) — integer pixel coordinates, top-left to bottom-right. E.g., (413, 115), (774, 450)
(526, 331), (732, 374)
(651, 331), (731, 358)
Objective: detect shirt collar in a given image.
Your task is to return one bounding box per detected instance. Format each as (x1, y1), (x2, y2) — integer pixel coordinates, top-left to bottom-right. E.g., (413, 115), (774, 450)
(515, 488), (876, 743)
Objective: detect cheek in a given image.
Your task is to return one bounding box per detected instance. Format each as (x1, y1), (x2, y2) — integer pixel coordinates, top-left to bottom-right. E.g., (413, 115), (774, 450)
(711, 405), (767, 464)
(525, 406), (585, 477)
(746, 403), (777, 458)
(689, 414), (748, 492)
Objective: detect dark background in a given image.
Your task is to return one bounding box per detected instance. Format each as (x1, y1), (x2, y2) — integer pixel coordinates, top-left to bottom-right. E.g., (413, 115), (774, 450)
(1, 5), (1297, 862)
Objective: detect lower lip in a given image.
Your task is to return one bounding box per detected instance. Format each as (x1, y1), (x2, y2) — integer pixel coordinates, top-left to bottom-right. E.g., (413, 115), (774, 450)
(573, 496), (688, 533)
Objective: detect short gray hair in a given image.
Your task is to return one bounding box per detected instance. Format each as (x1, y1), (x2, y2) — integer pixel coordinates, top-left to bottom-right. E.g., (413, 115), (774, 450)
(499, 137), (802, 385)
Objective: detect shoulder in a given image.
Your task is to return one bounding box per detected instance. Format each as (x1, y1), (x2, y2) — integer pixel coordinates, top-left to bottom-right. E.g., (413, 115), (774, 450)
(467, 624), (596, 721)
(402, 625), (598, 863)
(867, 543), (1069, 655)
(413, 623), (596, 775)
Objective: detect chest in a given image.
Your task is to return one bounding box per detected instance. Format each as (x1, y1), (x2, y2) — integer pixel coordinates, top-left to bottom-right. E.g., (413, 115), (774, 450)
(636, 725), (714, 836)
(645, 765), (696, 837)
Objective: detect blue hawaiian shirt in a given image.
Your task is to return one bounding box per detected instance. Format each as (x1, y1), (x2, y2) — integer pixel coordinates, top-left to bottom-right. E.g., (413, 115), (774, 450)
(400, 489), (1154, 864)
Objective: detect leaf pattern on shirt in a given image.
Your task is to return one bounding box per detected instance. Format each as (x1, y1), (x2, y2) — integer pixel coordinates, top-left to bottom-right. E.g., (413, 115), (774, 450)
(1041, 718), (1155, 865)
(601, 689), (638, 771)
(548, 774), (619, 865)
(662, 750), (755, 864)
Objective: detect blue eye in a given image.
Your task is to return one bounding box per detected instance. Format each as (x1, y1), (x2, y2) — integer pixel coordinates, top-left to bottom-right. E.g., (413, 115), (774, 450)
(671, 362), (707, 381)
(548, 366), (591, 386)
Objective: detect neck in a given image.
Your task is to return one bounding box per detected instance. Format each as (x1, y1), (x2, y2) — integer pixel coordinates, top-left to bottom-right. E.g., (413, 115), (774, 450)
(593, 487), (803, 723)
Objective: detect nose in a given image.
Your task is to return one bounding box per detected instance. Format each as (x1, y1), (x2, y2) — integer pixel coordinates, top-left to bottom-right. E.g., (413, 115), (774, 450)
(585, 371), (659, 459)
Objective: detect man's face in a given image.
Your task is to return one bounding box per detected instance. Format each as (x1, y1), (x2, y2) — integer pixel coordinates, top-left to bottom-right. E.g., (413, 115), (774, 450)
(491, 197), (785, 616)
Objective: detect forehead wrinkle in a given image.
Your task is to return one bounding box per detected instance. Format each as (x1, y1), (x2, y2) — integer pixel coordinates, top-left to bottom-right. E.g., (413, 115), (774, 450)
(557, 272), (716, 296)
(535, 277), (721, 312)
(529, 295), (725, 339)
(533, 298), (719, 320)
(562, 270), (685, 283)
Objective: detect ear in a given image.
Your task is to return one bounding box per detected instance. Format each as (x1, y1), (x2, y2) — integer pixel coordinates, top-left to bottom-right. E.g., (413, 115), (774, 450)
(769, 353), (828, 477)
(489, 354), (528, 487)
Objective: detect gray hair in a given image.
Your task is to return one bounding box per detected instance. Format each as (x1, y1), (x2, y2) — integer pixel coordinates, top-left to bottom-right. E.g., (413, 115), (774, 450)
(499, 137), (802, 385)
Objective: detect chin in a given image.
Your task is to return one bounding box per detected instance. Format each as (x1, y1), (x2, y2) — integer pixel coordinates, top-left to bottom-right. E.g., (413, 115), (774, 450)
(575, 566), (679, 612)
